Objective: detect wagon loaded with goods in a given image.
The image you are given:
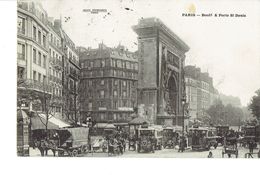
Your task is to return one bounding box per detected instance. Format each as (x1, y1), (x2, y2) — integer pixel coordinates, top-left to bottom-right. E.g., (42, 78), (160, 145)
(56, 127), (90, 157)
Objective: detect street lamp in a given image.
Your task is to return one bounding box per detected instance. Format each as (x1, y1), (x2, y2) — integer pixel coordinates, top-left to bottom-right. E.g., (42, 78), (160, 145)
(181, 95), (186, 137)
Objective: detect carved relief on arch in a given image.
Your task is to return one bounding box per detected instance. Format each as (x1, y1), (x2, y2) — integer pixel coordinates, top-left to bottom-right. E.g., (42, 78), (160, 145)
(164, 71), (178, 115)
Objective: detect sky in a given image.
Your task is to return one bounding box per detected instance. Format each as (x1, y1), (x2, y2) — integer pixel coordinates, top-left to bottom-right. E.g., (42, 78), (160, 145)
(38, 0), (260, 106)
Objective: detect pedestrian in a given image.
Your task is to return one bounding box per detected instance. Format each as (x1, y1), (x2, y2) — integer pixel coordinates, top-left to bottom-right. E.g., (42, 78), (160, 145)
(118, 139), (124, 155)
(207, 151), (213, 158)
(249, 140), (254, 154)
(178, 137), (185, 152)
(108, 139), (114, 156)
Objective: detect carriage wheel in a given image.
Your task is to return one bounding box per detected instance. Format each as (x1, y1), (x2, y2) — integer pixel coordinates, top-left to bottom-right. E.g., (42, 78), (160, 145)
(72, 149), (78, 157)
(58, 150), (64, 157)
(80, 145), (86, 153)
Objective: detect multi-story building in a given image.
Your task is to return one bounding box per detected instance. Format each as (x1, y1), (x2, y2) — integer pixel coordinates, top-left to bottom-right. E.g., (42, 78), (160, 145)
(47, 18), (63, 117)
(17, 1), (51, 110)
(17, 1), (80, 122)
(184, 65), (218, 120)
(78, 43), (139, 123)
(55, 20), (81, 122)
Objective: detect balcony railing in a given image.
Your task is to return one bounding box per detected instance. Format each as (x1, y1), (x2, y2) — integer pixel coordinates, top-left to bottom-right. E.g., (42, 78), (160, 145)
(18, 79), (51, 94)
(68, 57), (80, 67)
(17, 53), (25, 60)
(17, 27), (25, 35)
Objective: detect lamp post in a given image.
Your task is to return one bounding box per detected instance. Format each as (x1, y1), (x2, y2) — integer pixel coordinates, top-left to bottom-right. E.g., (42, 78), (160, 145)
(181, 95), (186, 137)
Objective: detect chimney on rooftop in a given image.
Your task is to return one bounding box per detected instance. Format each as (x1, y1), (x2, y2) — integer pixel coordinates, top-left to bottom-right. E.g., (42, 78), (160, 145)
(54, 19), (62, 30)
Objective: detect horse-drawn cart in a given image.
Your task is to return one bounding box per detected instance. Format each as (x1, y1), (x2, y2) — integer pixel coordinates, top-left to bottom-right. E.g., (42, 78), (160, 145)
(222, 137), (238, 158)
(56, 127), (90, 157)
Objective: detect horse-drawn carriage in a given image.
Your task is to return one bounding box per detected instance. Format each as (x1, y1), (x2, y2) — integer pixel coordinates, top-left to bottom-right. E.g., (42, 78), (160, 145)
(32, 127), (90, 157)
(222, 136), (238, 158)
(240, 125), (259, 148)
(188, 127), (218, 151)
(56, 127), (90, 157)
(162, 126), (181, 149)
(216, 125), (229, 145)
(136, 126), (163, 153)
(89, 123), (117, 153)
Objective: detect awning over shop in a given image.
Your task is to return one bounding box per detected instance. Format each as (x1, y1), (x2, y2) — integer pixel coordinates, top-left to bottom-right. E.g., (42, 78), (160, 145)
(30, 112), (70, 130)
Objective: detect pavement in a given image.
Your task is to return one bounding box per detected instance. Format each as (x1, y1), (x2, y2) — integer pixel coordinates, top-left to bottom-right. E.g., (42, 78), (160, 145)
(29, 145), (260, 158)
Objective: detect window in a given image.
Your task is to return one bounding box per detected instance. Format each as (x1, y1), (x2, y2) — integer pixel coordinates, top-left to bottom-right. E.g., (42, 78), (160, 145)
(43, 55), (46, 68)
(113, 70), (117, 76)
(114, 79), (118, 86)
(53, 51), (55, 58)
(38, 73), (41, 82)
(100, 70), (104, 77)
(134, 63), (138, 70)
(123, 80), (126, 87)
(88, 102), (92, 110)
(17, 43), (25, 60)
(94, 60), (100, 67)
(123, 100), (127, 107)
(43, 75), (46, 83)
(38, 31), (41, 44)
(38, 52), (41, 66)
(113, 101), (118, 109)
(17, 67), (25, 79)
(90, 61), (93, 68)
(123, 91), (127, 98)
(33, 26), (36, 40)
(100, 80), (104, 85)
(17, 17), (25, 34)
(89, 80), (92, 86)
(43, 35), (46, 47)
(100, 113), (105, 120)
(126, 62), (130, 69)
(51, 34), (53, 43)
(100, 90), (105, 98)
(101, 59), (105, 67)
(33, 71), (36, 81)
(113, 90), (117, 97)
(117, 60), (122, 68)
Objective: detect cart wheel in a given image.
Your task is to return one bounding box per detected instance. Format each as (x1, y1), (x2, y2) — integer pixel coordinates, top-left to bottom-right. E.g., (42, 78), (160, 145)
(70, 149), (78, 157)
(58, 150), (64, 157)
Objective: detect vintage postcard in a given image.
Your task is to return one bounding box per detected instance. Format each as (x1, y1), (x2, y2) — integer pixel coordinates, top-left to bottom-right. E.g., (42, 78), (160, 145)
(17, 0), (260, 158)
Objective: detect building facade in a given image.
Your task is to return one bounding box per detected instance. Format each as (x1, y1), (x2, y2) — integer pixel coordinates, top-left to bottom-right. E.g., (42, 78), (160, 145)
(184, 65), (218, 120)
(47, 19), (63, 117)
(17, 0), (79, 123)
(78, 44), (138, 123)
(132, 18), (190, 126)
(17, 1), (51, 110)
(59, 23), (81, 122)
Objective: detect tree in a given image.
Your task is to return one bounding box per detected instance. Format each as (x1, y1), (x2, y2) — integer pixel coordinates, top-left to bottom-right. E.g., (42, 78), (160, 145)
(17, 79), (57, 135)
(248, 89), (260, 120)
(62, 79), (81, 126)
(206, 99), (225, 125)
(206, 99), (244, 126)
